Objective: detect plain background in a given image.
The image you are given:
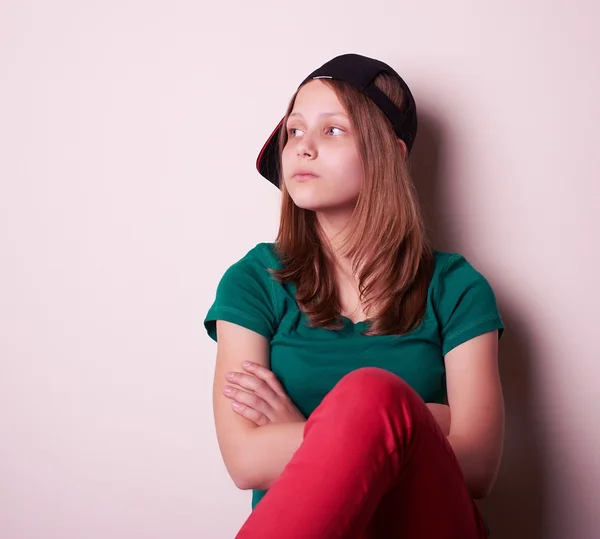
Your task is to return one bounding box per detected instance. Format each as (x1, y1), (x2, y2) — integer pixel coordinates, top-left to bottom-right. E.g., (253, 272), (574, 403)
(1, 1), (598, 538)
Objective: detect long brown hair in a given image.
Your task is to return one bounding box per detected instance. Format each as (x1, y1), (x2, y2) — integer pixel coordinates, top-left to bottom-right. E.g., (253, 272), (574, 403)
(269, 72), (434, 336)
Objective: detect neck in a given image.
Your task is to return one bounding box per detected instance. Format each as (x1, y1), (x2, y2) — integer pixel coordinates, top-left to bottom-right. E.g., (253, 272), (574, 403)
(315, 209), (358, 277)
(315, 209), (365, 315)
(316, 209), (354, 258)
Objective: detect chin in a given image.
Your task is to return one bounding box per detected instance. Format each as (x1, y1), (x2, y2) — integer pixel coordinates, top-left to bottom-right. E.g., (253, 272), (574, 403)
(285, 186), (318, 209)
(290, 198), (327, 212)
(286, 184), (359, 212)
(292, 197), (356, 214)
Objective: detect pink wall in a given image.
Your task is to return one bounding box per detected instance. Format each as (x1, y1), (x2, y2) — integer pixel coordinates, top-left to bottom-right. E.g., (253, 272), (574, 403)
(1, 1), (597, 538)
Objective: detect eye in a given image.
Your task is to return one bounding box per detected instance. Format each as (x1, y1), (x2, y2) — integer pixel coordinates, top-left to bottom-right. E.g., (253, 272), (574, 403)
(327, 126), (344, 136)
(286, 126), (344, 138)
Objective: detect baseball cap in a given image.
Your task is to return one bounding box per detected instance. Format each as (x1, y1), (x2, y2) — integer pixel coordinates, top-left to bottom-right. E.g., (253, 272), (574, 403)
(255, 53), (418, 188)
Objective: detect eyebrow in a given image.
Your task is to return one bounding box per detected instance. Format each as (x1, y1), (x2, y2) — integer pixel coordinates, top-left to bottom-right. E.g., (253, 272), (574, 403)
(288, 112), (348, 119)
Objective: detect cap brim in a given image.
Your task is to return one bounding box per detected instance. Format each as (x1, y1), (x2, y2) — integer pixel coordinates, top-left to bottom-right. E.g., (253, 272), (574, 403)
(256, 118), (285, 189)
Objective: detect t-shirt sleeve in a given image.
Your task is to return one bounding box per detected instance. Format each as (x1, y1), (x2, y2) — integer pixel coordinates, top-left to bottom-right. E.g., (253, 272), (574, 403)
(203, 257), (279, 342)
(437, 254), (505, 356)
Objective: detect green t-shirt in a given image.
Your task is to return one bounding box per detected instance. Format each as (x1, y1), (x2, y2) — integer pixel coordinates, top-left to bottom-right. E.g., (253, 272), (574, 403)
(204, 242), (505, 509)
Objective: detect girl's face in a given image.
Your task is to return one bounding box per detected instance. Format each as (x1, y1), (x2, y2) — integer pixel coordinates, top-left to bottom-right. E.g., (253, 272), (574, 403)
(281, 80), (363, 215)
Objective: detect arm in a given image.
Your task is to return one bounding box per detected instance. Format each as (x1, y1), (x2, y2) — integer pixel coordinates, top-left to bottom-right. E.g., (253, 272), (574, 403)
(212, 319), (305, 490)
(444, 330), (505, 499)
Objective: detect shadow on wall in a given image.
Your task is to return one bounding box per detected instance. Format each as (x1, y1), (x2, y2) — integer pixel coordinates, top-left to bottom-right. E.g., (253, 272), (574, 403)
(410, 109), (549, 539)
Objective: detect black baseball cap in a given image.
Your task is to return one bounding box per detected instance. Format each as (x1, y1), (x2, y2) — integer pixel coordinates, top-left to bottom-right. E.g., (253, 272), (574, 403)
(255, 53), (418, 188)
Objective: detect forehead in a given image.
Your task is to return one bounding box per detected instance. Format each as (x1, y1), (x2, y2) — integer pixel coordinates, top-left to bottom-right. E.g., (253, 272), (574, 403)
(292, 79), (344, 113)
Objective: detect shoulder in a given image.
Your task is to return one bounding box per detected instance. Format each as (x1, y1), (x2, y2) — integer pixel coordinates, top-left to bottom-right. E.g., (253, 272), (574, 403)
(431, 250), (489, 294)
(430, 249), (504, 355)
(216, 242), (282, 286)
(204, 242), (283, 342)
(430, 249), (500, 310)
(226, 242), (281, 271)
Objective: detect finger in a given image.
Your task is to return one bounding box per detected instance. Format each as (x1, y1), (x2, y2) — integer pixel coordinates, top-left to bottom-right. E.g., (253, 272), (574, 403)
(231, 401), (269, 426)
(223, 385), (272, 416)
(241, 362), (287, 397)
(225, 371), (279, 403)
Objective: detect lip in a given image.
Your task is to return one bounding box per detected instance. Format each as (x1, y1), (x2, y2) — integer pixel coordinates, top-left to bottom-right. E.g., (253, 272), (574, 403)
(293, 171), (319, 181)
(294, 174), (317, 182)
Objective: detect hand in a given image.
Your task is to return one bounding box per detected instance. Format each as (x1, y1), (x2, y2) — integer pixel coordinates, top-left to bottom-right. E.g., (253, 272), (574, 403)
(223, 361), (306, 426)
(426, 403), (451, 436)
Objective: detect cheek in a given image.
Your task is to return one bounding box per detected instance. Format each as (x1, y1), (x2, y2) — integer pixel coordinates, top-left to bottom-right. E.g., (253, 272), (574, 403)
(281, 144), (295, 174)
(335, 150), (363, 187)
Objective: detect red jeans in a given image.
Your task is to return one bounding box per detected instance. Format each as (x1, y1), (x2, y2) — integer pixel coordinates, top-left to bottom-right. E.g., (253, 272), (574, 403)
(236, 367), (489, 538)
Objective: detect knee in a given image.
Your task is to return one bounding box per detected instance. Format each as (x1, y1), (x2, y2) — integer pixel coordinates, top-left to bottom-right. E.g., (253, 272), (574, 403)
(306, 368), (426, 447)
(333, 367), (418, 410)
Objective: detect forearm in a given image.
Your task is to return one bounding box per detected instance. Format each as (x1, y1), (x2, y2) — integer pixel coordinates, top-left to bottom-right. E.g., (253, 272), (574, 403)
(231, 412), (497, 497)
(426, 402), (502, 499)
(234, 421), (306, 491)
(447, 433), (501, 499)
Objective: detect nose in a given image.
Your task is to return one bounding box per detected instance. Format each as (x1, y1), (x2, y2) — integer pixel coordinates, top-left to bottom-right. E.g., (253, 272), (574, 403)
(297, 133), (317, 159)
